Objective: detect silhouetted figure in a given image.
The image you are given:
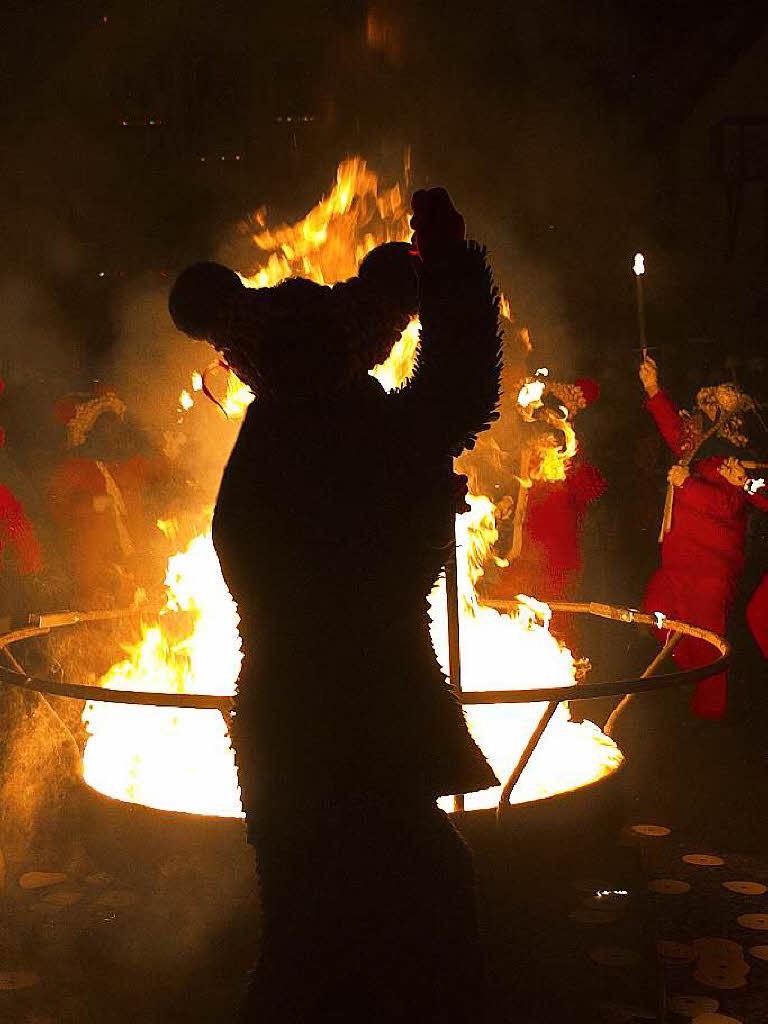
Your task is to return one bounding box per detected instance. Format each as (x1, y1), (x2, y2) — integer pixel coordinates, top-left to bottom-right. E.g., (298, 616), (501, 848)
(169, 189), (502, 1022)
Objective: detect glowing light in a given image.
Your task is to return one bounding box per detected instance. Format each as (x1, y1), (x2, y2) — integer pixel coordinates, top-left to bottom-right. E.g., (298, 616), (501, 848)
(654, 611), (666, 629)
(633, 252), (645, 276)
(82, 534), (243, 816)
(748, 477), (765, 494)
(179, 390), (193, 411)
(517, 380), (545, 408)
(82, 158), (621, 818)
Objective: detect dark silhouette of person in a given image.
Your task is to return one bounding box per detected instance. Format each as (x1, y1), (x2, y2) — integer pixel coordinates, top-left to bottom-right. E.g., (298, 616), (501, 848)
(169, 188), (502, 1022)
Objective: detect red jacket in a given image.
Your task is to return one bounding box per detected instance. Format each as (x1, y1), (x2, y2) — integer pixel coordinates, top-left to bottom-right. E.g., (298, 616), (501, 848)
(524, 460), (606, 572)
(0, 484), (42, 575)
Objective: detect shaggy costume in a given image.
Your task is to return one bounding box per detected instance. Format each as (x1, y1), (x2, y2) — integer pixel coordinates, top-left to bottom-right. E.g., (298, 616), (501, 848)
(170, 190), (502, 1022)
(643, 389), (768, 719)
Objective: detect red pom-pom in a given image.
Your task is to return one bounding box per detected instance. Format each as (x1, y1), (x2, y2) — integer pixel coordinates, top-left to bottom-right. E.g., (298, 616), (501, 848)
(574, 377), (600, 407)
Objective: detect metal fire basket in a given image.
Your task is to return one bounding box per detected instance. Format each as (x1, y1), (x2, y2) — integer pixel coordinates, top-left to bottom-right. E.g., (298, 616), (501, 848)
(0, 601), (730, 824)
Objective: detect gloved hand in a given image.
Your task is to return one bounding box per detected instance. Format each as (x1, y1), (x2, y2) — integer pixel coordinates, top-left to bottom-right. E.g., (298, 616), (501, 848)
(410, 188), (465, 261)
(639, 354), (659, 397)
(667, 464), (690, 488)
(719, 456), (748, 488)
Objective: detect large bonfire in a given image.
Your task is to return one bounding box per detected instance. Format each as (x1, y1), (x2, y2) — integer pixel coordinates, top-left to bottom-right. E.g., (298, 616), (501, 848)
(82, 159), (621, 816)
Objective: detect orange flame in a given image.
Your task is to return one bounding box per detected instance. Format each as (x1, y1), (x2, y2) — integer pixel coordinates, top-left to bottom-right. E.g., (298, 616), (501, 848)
(85, 158), (620, 816)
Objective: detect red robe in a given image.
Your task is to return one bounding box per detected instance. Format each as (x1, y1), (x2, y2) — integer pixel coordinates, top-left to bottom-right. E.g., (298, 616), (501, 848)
(643, 391), (768, 719)
(0, 484), (43, 577)
(48, 454), (162, 607)
(491, 459), (606, 647)
(747, 573), (768, 659)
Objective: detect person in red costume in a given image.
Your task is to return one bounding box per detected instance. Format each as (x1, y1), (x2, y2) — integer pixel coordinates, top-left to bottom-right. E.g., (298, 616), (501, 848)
(48, 389), (168, 608)
(490, 376), (606, 649)
(639, 354), (768, 719)
(0, 378), (43, 622)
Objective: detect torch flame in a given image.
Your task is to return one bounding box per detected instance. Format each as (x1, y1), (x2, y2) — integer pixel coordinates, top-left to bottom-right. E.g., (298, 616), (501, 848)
(633, 252), (645, 276)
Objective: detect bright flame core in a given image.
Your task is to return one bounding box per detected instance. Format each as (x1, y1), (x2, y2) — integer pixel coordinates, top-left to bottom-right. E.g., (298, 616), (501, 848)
(84, 158), (621, 817)
(633, 252), (645, 276)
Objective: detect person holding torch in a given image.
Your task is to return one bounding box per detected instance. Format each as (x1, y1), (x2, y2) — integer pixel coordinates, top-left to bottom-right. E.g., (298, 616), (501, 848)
(639, 353), (768, 719)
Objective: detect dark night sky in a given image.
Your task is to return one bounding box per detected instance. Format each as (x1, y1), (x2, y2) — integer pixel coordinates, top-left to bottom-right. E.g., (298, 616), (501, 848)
(1, 0), (767, 369)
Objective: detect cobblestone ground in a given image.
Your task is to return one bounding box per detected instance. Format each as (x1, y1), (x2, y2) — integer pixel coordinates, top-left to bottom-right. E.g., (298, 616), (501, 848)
(2, 681), (767, 1022)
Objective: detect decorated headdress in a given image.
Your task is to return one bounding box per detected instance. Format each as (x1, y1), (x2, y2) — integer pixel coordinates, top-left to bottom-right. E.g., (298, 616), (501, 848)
(54, 391), (128, 449)
(168, 243), (419, 399)
(683, 383), (756, 450)
(546, 377), (600, 417)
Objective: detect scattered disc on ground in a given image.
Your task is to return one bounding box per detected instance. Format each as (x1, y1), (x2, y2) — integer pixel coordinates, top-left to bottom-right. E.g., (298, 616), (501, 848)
(693, 938), (743, 956)
(588, 945), (641, 967)
(693, 968), (748, 990)
(569, 909), (618, 925)
(683, 854), (725, 867)
(748, 944), (768, 961)
(667, 994), (719, 1016)
(41, 889), (82, 907)
(736, 913), (768, 931)
(19, 872), (67, 890)
(649, 878), (691, 895)
(688, 1014), (743, 1024)
(697, 955), (748, 974)
(657, 939), (696, 962)
(0, 971), (39, 990)
(95, 890), (138, 908)
(85, 872), (114, 887)
(631, 824), (671, 837)
(723, 880), (767, 895)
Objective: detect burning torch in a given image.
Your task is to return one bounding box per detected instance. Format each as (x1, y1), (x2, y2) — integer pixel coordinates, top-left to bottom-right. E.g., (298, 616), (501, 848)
(633, 252), (647, 359)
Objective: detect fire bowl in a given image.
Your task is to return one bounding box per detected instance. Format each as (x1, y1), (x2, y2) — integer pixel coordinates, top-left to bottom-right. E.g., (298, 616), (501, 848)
(71, 755), (624, 878)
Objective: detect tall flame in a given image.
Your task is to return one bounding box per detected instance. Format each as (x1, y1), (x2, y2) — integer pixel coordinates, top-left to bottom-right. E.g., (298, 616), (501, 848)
(431, 496), (620, 812)
(86, 158), (620, 817)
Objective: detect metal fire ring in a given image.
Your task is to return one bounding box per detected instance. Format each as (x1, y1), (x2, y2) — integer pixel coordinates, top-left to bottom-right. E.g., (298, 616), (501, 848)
(0, 600), (729, 712)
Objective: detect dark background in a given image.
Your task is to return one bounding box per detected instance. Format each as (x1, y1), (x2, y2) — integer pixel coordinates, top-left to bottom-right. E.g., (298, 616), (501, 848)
(2, 0), (767, 365)
(2, 0), (768, 651)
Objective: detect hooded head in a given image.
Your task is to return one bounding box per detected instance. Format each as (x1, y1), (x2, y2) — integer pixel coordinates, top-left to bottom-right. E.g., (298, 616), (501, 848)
(168, 262), (244, 341)
(168, 243), (418, 398)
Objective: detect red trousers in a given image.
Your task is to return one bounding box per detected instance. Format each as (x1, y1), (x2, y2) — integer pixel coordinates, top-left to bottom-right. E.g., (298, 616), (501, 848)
(644, 569), (735, 720)
(746, 573), (768, 659)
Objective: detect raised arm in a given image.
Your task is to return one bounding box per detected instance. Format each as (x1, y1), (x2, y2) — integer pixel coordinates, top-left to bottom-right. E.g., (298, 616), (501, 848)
(639, 354), (687, 456)
(394, 189), (502, 457)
